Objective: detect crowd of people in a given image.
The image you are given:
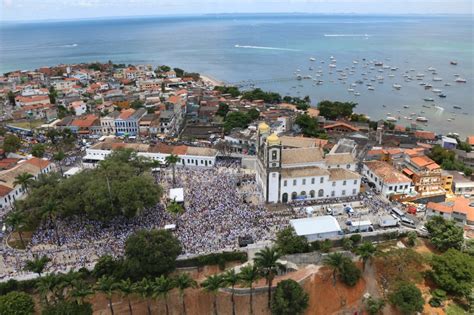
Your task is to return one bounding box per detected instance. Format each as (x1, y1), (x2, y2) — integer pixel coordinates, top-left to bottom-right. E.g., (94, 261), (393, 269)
(1, 160), (305, 280)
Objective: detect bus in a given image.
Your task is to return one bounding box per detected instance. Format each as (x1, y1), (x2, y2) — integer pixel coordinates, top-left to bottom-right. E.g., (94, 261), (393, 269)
(390, 207), (405, 218)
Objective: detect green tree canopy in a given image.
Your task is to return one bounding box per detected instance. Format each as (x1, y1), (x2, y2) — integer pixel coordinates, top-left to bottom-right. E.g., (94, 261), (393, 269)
(214, 86), (241, 98)
(24, 255), (51, 277)
(270, 279), (309, 315)
(389, 282), (424, 315)
(125, 229), (182, 280)
(425, 216), (464, 251)
(216, 102), (230, 117)
(31, 143), (46, 158)
(2, 134), (21, 153)
(241, 88), (281, 104)
(275, 227), (309, 255)
(295, 114), (327, 138)
(317, 100), (357, 120)
(430, 249), (474, 297)
(224, 111), (251, 132)
(0, 291), (35, 315)
(41, 300), (93, 315)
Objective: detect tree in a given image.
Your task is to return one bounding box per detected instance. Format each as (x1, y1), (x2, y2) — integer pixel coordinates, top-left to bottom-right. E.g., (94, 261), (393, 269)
(37, 273), (60, 306)
(165, 154), (180, 187)
(14, 172), (35, 194)
(365, 297), (385, 315)
(241, 88), (281, 103)
(270, 279), (309, 315)
(41, 200), (61, 246)
(425, 216), (464, 251)
(95, 275), (116, 315)
(130, 99), (144, 109)
(389, 282), (424, 315)
(201, 274), (224, 315)
(323, 252), (346, 286)
(247, 108), (260, 120)
(275, 227), (309, 255)
(317, 100), (357, 120)
(407, 231), (417, 247)
(216, 102), (230, 117)
(31, 143), (46, 158)
(223, 269), (239, 315)
(48, 86), (58, 104)
(223, 111), (251, 133)
(294, 114), (326, 138)
(134, 278), (154, 315)
(430, 249), (474, 297)
(115, 278), (134, 315)
(70, 279), (93, 305)
(125, 229), (182, 280)
(173, 273), (197, 315)
(173, 68), (184, 77)
(167, 201), (184, 216)
(254, 246), (285, 309)
(239, 264), (261, 315)
(24, 255), (51, 277)
(53, 151), (66, 176)
(214, 86), (241, 98)
(340, 259), (362, 286)
(7, 90), (16, 106)
(355, 242), (377, 270)
(41, 300), (93, 315)
(152, 275), (174, 315)
(0, 291), (35, 315)
(3, 134), (21, 153)
(5, 210), (27, 248)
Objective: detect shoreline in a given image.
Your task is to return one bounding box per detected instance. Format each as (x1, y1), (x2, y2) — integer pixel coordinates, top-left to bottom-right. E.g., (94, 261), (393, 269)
(200, 74), (224, 86)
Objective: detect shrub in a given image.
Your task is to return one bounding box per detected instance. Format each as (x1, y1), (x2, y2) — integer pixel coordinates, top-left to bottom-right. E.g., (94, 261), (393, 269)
(275, 227), (309, 255)
(349, 234), (362, 244)
(428, 289), (447, 307)
(42, 301), (93, 315)
(320, 239), (332, 253)
(340, 259), (361, 287)
(310, 241), (320, 251)
(389, 282), (424, 314)
(0, 291), (35, 315)
(342, 238), (354, 251)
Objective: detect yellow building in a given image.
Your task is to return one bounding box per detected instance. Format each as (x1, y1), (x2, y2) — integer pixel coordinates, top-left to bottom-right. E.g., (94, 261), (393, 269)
(441, 171), (453, 195)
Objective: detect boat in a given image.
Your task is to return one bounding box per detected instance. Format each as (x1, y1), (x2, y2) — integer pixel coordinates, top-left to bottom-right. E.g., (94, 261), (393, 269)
(439, 94), (447, 98)
(433, 77), (443, 81)
(425, 84), (432, 89)
(390, 67), (398, 71)
(424, 98), (434, 102)
(374, 61), (383, 66)
(444, 83), (451, 86)
(455, 78), (467, 83)
(353, 60), (358, 64)
(388, 74), (395, 78)
(354, 92), (360, 96)
(368, 86), (374, 91)
(329, 64), (336, 68)
(432, 88), (442, 93)
(310, 57), (316, 61)
(416, 117), (428, 122)
(427, 67), (436, 72)
(416, 73), (425, 78)
(348, 88), (354, 92)
(450, 61), (458, 65)
(403, 105), (410, 108)
(393, 84), (402, 90)
(386, 116), (398, 122)
(453, 105), (462, 109)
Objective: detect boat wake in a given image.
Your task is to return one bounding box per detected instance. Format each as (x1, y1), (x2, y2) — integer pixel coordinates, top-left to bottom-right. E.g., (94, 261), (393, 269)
(324, 34), (371, 37)
(234, 44), (299, 51)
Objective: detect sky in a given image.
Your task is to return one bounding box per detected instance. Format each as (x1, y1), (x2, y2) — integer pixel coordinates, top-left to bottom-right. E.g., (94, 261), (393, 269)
(1, 0), (472, 21)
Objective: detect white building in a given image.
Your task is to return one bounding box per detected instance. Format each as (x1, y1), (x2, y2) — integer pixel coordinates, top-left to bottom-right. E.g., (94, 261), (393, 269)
(363, 160), (414, 198)
(83, 140), (217, 168)
(255, 123), (361, 203)
(290, 216), (343, 241)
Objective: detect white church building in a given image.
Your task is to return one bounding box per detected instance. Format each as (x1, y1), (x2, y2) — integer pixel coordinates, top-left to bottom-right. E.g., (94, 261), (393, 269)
(255, 122), (361, 203)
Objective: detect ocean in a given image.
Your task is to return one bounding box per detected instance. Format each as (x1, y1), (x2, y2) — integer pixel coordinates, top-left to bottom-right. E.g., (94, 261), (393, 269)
(1, 14), (473, 136)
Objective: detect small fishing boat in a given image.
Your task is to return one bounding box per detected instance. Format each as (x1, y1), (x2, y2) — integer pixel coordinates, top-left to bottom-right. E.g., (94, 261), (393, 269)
(439, 94), (447, 98)
(455, 78), (467, 83)
(423, 98), (434, 102)
(453, 105), (462, 109)
(416, 117), (428, 122)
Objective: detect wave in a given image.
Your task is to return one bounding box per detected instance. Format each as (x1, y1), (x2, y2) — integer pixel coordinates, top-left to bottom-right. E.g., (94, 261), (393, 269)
(61, 43), (78, 48)
(234, 44), (299, 52)
(324, 34), (371, 37)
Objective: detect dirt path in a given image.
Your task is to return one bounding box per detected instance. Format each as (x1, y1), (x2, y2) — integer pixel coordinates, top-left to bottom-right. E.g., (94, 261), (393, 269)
(364, 261), (381, 299)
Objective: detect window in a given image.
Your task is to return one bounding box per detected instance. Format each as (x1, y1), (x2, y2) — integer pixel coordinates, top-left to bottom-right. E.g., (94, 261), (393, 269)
(301, 191), (306, 196)
(272, 150), (277, 160)
(331, 191), (335, 197)
(318, 189), (324, 197)
(320, 177), (324, 184)
(293, 179), (297, 186)
(342, 190), (346, 196)
(389, 186), (393, 191)
(343, 180), (347, 186)
(404, 185), (408, 189)
(302, 179), (306, 185)
(354, 180), (357, 185)
(346, 164), (351, 169)
(332, 181), (336, 187)
(310, 190), (315, 198)
(283, 180), (287, 187)
(311, 178), (315, 184)
(352, 188), (357, 195)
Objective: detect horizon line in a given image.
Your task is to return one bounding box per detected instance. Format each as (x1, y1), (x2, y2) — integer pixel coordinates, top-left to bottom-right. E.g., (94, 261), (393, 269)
(2, 11), (472, 24)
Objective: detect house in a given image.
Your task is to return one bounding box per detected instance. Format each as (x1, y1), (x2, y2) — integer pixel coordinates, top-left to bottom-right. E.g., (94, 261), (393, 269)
(69, 100), (87, 116)
(363, 161), (414, 198)
(454, 149), (474, 168)
(15, 95), (50, 107)
(441, 171), (454, 195)
(114, 108), (147, 136)
(414, 130), (436, 142)
(139, 114), (160, 137)
(70, 115), (101, 135)
(466, 136), (474, 150)
(100, 111), (120, 135)
(402, 154), (444, 197)
(323, 122), (359, 133)
(441, 136), (458, 150)
(290, 216), (343, 241)
(426, 196), (474, 226)
(444, 170), (474, 197)
(0, 158), (54, 209)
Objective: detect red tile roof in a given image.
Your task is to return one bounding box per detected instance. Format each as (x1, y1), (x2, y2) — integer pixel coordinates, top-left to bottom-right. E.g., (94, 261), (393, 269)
(118, 108), (135, 119)
(467, 136), (474, 146)
(414, 130), (436, 140)
(324, 122), (359, 132)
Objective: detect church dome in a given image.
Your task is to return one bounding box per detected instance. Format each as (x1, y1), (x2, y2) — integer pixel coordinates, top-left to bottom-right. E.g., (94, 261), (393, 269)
(258, 122), (270, 133)
(267, 133), (280, 146)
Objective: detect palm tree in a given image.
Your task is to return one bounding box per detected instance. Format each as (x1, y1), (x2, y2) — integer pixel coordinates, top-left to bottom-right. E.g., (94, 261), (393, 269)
(37, 273), (59, 306)
(152, 275), (174, 315)
(323, 252), (346, 286)
(95, 275), (116, 315)
(165, 154), (180, 187)
(223, 269), (239, 315)
(134, 278), (154, 315)
(355, 242), (377, 271)
(41, 200), (61, 246)
(115, 278), (134, 315)
(167, 200), (184, 217)
(53, 151), (65, 176)
(24, 255), (51, 277)
(254, 246), (285, 308)
(174, 273), (197, 315)
(5, 210), (27, 248)
(70, 279), (93, 305)
(238, 264), (260, 315)
(201, 274), (224, 315)
(13, 172), (35, 194)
